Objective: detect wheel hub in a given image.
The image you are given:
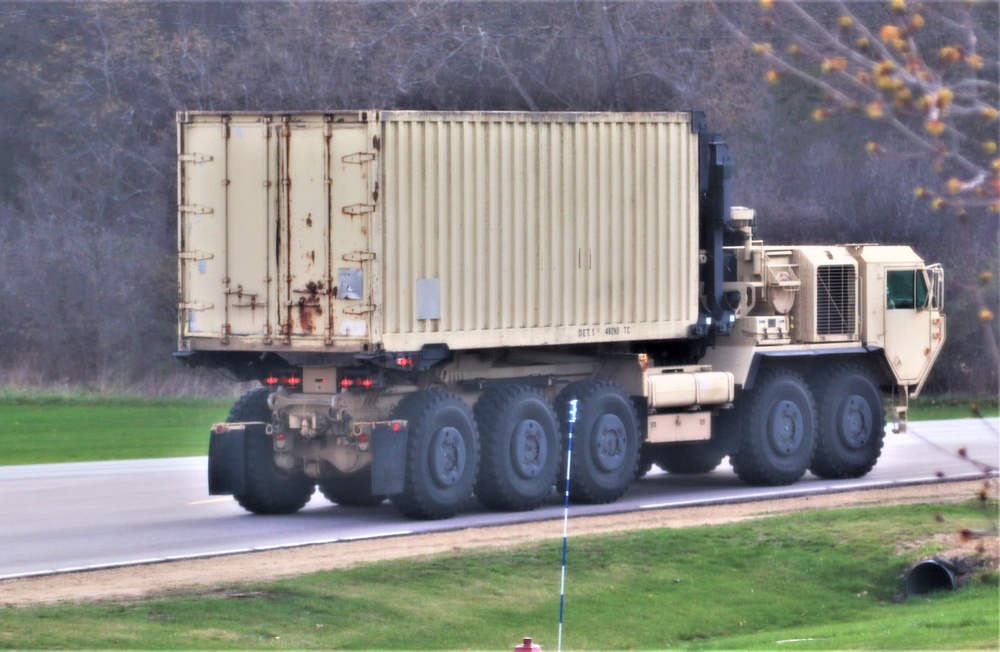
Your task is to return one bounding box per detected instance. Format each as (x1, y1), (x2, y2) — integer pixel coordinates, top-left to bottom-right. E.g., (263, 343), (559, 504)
(768, 400), (804, 456)
(839, 395), (873, 448)
(592, 414), (627, 472)
(511, 419), (548, 480)
(430, 426), (466, 487)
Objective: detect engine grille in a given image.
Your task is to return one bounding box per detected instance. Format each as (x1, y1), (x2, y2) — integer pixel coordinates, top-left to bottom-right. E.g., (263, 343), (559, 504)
(816, 265), (856, 336)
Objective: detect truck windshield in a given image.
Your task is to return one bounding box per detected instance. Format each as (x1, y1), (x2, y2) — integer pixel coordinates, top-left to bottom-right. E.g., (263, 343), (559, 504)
(886, 269), (928, 310)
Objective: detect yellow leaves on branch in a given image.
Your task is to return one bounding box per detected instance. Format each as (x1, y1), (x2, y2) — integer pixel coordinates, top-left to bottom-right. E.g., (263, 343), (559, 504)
(879, 24), (902, 43)
(749, 0), (999, 216)
(936, 44), (980, 70)
(893, 87), (912, 108)
(936, 88), (954, 109)
(925, 119), (945, 136)
(821, 57), (847, 73)
(939, 46), (962, 63)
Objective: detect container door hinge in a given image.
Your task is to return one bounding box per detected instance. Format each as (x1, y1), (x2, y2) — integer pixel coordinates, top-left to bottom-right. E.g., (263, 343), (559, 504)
(179, 204), (214, 215)
(180, 301), (215, 311)
(179, 251), (215, 261)
(342, 152), (376, 164)
(342, 203), (375, 216)
(343, 251), (376, 262)
(178, 153), (214, 164)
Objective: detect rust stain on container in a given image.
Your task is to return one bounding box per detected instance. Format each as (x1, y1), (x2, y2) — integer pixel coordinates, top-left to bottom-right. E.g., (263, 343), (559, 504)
(295, 281), (325, 334)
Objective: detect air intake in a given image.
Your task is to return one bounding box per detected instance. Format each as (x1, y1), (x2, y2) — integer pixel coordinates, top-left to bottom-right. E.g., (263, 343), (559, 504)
(816, 265), (856, 336)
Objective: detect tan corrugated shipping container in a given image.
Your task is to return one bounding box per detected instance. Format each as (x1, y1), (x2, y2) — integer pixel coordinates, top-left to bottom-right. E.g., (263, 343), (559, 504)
(177, 111), (700, 355)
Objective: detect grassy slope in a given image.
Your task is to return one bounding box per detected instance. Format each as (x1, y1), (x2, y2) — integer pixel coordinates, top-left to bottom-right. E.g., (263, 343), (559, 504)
(0, 397), (231, 464)
(0, 502), (995, 649)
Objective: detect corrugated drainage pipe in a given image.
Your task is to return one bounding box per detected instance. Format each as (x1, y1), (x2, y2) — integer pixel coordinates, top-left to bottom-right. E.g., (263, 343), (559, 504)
(905, 559), (957, 596)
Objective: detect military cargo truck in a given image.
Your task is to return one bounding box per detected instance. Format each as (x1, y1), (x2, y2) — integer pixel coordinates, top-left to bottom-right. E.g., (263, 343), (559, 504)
(175, 110), (946, 519)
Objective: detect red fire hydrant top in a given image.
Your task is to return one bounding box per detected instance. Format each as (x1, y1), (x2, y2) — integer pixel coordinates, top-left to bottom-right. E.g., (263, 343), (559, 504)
(514, 636), (542, 652)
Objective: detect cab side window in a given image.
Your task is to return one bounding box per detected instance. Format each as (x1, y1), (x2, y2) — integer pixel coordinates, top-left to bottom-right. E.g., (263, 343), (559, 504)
(887, 269), (927, 310)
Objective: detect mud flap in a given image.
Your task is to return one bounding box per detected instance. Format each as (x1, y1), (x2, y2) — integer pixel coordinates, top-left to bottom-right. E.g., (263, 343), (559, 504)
(371, 423), (408, 496)
(207, 424), (262, 495)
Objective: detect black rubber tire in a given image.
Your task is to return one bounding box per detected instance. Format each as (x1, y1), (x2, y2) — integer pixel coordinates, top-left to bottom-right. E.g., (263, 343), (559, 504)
(473, 386), (560, 511)
(228, 388), (314, 515)
(318, 470), (386, 507)
(655, 442), (726, 475)
(730, 368), (817, 486)
(390, 389), (480, 520)
(555, 380), (640, 504)
(809, 364), (886, 479)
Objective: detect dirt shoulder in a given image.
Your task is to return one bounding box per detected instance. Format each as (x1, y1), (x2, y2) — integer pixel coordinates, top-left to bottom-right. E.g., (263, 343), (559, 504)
(1, 480), (993, 607)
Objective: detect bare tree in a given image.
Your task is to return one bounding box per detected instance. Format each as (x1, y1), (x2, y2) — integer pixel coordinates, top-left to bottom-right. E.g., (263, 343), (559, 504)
(718, 0), (998, 214)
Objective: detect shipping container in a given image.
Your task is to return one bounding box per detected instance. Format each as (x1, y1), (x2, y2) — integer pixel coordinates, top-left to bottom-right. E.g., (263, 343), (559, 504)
(177, 111), (700, 355)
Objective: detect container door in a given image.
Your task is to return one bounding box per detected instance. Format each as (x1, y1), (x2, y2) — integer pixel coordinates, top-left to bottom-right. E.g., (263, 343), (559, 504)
(179, 116), (276, 343)
(179, 119), (229, 340)
(277, 118), (374, 344)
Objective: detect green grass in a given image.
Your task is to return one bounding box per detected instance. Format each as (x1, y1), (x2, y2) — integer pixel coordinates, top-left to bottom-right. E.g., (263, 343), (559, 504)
(0, 396), (231, 465)
(0, 502), (996, 649)
(908, 395), (1000, 422)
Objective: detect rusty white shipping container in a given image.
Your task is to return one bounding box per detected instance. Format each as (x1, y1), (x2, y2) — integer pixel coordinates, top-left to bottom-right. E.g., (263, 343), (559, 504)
(177, 111), (701, 355)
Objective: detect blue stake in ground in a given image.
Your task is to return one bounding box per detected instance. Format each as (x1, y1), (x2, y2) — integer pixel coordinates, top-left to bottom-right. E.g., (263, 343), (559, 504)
(558, 398), (577, 652)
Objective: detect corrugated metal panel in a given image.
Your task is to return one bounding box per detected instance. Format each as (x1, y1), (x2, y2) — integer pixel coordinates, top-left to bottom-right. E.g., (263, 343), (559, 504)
(378, 111), (699, 351)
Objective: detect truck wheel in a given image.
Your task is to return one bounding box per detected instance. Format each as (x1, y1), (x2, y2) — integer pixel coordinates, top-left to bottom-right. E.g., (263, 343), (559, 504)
(809, 364), (885, 479)
(473, 386), (560, 511)
(555, 380), (640, 504)
(390, 389), (480, 520)
(228, 388), (314, 515)
(655, 442), (726, 475)
(318, 470), (386, 507)
(730, 368), (817, 486)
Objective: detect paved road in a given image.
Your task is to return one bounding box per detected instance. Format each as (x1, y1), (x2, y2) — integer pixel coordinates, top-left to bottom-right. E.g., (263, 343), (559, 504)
(1, 418), (995, 580)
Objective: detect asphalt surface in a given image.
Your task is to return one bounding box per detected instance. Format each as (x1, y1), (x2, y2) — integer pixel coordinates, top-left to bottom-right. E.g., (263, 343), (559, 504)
(1, 417), (996, 580)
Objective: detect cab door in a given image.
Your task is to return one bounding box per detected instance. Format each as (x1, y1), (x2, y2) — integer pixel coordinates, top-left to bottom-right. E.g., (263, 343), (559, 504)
(883, 266), (946, 389)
